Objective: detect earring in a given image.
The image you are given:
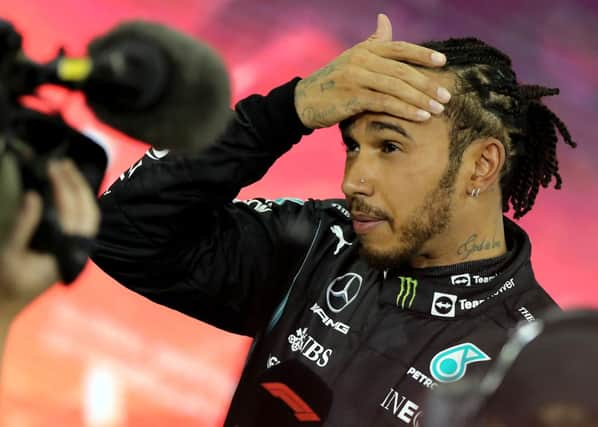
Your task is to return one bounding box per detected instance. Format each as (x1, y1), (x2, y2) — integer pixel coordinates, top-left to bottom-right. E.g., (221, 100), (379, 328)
(470, 188), (481, 198)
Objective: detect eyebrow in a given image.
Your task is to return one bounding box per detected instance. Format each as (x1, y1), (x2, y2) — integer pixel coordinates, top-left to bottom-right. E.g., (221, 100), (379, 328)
(367, 120), (414, 141)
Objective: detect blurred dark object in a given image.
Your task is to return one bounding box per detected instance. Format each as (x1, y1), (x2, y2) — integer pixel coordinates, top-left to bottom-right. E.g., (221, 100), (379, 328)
(85, 20), (231, 153)
(1, 18), (231, 152)
(0, 19), (107, 283)
(425, 309), (598, 427)
(0, 16), (232, 282)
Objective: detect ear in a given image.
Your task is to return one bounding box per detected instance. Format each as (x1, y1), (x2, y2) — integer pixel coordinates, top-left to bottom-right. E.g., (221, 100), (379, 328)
(463, 138), (506, 194)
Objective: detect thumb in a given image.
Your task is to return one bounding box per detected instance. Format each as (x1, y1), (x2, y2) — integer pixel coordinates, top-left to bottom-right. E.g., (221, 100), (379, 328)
(367, 13), (393, 42)
(8, 191), (43, 251)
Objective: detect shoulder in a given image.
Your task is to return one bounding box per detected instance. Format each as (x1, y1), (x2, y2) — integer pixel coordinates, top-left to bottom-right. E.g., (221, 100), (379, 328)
(509, 284), (560, 322)
(312, 198), (352, 223)
(484, 282), (560, 328)
(233, 197), (308, 214)
(232, 197), (352, 223)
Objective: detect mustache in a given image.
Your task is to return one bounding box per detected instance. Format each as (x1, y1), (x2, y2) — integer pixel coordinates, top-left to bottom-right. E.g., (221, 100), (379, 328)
(348, 197), (391, 221)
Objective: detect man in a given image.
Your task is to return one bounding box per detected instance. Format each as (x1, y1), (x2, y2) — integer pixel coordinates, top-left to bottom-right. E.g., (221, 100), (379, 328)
(0, 157), (100, 366)
(92, 14), (576, 426)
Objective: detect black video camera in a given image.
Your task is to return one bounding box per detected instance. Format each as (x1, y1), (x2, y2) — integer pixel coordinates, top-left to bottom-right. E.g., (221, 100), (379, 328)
(0, 19), (107, 283)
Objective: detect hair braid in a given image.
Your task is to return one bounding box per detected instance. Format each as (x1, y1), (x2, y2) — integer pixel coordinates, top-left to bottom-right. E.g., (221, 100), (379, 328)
(422, 38), (577, 218)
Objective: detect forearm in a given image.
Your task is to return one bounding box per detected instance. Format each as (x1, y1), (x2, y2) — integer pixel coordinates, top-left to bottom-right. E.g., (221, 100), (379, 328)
(94, 78), (311, 256)
(91, 79), (314, 325)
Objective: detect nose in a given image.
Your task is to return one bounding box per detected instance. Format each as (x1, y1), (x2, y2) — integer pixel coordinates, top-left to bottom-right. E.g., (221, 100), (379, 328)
(341, 156), (374, 198)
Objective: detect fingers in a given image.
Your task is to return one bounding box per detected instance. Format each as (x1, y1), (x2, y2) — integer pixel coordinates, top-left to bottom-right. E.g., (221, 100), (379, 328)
(6, 191), (43, 251)
(343, 43), (451, 120)
(364, 14), (444, 68)
(365, 40), (447, 68)
(60, 160), (100, 235)
(367, 13), (392, 42)
(0, 160), (97, 296)
(48, 159), (100, 237)
(353, 90), (433, 122)
(295, 14), (453, 128)
(363, 76), (437, 121)
(354, 54), (451, 106)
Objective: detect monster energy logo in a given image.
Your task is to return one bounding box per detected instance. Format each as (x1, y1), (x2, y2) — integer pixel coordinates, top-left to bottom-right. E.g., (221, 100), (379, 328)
(396, 276), (418, 309)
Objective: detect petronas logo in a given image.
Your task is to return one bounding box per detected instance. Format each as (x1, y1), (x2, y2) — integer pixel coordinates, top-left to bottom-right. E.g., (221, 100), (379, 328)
(396, 276), (418, 309)
(430, 343), (490, 383)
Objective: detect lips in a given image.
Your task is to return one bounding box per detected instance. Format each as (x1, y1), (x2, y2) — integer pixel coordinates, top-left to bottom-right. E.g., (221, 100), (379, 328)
(351, 212), (386, 234)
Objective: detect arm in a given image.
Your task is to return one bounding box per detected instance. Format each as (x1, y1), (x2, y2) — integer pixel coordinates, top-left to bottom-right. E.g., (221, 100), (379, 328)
(92, 80), (316, 336)
(92, 15), (451, 336)
(0, 160), (99, 367)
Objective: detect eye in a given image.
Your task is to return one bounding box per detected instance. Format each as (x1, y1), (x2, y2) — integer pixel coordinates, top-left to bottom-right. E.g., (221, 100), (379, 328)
(343, 139), (360, 153)
(381, 141), (402, 153)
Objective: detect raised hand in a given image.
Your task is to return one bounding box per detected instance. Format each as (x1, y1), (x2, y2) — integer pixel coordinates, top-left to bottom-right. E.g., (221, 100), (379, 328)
(294, 14), (452, 129)
(0, 159), (99, 299)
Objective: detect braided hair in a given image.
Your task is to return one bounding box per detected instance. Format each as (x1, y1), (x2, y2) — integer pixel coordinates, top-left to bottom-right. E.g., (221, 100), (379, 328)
(422, 38), (577, 218)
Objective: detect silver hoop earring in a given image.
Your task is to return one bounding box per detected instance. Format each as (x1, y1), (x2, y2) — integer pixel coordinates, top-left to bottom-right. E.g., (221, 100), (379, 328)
(470, 188), (481, 198)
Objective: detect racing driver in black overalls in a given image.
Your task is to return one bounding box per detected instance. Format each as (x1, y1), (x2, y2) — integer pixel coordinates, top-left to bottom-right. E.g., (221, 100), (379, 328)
(92, 15), (576, 427)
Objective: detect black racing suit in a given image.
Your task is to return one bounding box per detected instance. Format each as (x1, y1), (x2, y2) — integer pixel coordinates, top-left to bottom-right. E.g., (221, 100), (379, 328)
(92, 78), (558, 426)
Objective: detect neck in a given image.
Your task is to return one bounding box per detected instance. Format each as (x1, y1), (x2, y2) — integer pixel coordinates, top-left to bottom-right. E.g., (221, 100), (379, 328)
(410, 210), (507, 269)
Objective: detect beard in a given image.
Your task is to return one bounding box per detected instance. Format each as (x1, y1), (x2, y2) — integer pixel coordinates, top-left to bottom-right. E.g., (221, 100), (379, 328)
(357, 160), (460, 270)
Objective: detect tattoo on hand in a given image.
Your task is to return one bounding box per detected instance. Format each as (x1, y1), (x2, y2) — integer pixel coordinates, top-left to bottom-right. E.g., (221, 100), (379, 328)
(303, 64), (336, 86)
(457, 234), (501, 260)
(343, 97), (359, 114)
(295, 87), (307, 99)
(320, 80), (335, 92)
(301, 105), (337, 126)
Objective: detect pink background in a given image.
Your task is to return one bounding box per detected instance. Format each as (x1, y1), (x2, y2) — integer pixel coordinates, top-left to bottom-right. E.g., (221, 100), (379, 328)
(1, 0), (596, 425)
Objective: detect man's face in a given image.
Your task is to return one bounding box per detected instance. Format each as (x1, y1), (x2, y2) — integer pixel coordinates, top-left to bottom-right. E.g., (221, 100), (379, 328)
(341, 107), (461, 269)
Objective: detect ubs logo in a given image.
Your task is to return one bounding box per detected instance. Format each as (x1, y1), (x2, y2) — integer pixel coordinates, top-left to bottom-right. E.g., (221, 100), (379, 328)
(326, 273), (363, 313)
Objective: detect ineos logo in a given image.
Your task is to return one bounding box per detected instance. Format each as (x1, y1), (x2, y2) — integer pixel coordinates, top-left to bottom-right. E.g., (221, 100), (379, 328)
(326, 273), (363, 313)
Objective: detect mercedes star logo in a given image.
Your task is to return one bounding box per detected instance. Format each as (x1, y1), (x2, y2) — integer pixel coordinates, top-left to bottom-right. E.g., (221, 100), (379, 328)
(326, 273), (363, 313)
